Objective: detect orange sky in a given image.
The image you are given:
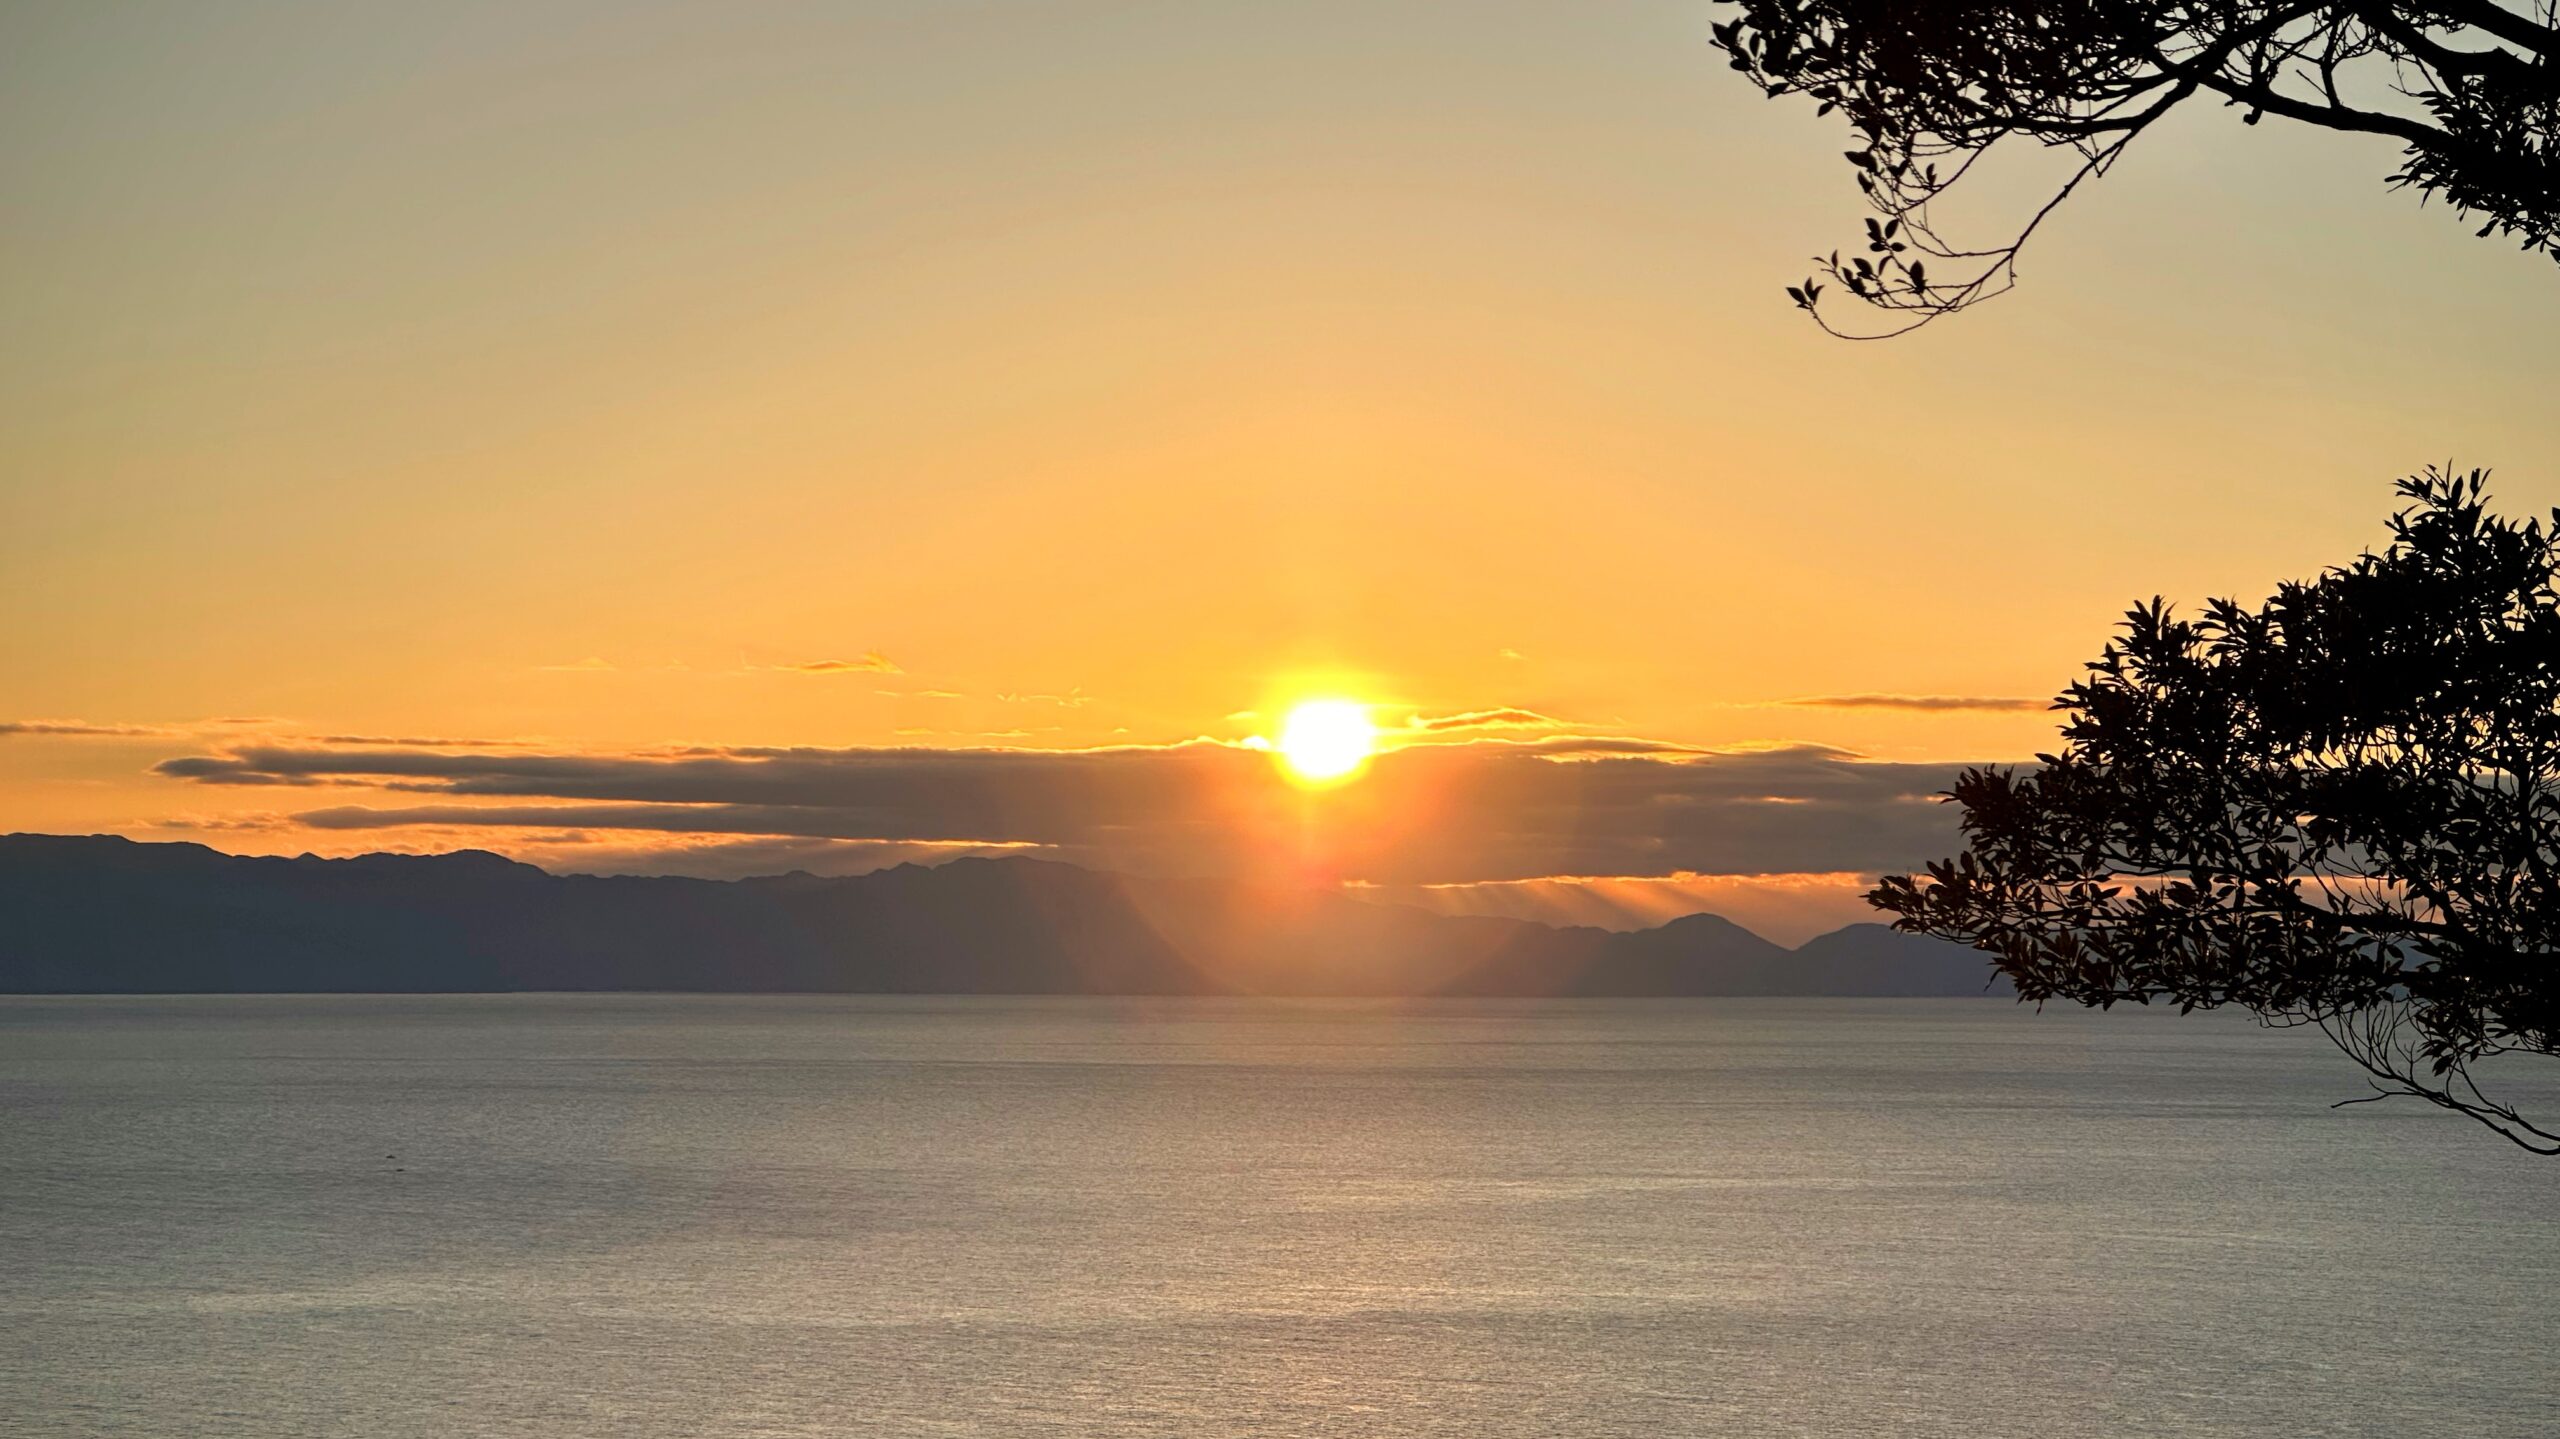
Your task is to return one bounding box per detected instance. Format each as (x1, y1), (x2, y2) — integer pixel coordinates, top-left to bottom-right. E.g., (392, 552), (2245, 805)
(4, 3), (2555, 939)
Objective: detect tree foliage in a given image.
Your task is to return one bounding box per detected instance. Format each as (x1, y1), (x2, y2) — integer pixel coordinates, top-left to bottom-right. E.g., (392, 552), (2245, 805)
(1875, 470), (2560, 1152)
(1713, 1), (2560, 335)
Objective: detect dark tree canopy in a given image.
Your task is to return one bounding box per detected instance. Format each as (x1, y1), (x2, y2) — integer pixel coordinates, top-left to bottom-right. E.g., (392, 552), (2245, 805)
(1876, 470), (2560, 1153)
(1714, 1), (2560, 335)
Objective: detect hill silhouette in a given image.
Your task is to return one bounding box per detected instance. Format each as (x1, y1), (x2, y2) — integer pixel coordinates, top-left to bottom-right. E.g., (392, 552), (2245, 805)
(0, 834), (2010, 997)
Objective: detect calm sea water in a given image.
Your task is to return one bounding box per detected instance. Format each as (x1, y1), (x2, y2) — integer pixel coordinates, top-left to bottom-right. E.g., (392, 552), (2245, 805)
(2, 995), (2552, 1437)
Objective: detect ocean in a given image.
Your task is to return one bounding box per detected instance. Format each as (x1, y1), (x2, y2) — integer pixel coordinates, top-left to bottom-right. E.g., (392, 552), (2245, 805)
(3, 994), (2552, 1436)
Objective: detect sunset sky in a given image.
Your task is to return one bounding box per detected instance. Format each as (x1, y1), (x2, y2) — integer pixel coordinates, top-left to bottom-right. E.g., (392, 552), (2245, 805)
(7, 1), (2557, 939)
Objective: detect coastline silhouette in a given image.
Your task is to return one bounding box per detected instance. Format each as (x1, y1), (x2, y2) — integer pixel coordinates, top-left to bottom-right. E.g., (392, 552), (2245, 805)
(0, 833), (2003, 998)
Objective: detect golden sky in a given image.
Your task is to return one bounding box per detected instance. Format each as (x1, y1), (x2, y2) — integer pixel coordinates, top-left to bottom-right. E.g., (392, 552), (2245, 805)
(5, 2), (2556, 938)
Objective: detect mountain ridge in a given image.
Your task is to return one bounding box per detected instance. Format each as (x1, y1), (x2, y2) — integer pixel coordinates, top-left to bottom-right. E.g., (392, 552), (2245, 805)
(0, 833), (2011, 997)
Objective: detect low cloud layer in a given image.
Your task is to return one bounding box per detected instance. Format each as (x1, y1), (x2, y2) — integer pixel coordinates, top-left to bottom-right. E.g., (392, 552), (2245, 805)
(2, 720), (183, 738)
(149, 735), (1971, 885)
(1400, 707), (1565, 734)
(778, 653), (902, 675)
(1784, 694), (2048, 713)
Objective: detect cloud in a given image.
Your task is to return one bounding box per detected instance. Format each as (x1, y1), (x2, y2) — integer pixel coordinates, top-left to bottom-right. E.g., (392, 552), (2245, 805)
(1784, 694), (2049, 713)
(148, 813), (298, 834)
(522, 834), (1043, 881)
(1400, 733), (1705, 758)
(777, 653), (901, 675)
(309, 734), (535, 749)
(1401, 707), (1564, 734)
(150, 736), (1972, 884)
(0, 720), (182, 738)
(1, 718), (529, 747)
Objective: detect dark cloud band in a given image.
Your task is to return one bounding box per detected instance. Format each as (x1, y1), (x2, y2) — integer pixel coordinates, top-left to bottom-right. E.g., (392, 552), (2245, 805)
(153, 737), (1972, 883)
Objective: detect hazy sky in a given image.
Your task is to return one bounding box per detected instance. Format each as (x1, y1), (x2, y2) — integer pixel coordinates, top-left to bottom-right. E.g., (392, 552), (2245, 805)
(6, 1), (2556, 937)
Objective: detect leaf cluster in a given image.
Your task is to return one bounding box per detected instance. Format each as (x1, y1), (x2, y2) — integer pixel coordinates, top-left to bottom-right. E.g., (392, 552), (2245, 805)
(1714, 1), (2560, 335)
(1875, 469), (2560, 1150)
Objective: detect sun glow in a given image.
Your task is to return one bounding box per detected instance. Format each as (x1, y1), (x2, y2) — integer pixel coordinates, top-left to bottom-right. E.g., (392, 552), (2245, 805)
(1275, 699), (1378, 785)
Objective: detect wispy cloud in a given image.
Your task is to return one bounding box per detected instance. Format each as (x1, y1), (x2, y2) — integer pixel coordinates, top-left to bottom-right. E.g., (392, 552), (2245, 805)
(1, 717), (559, 750)
(1783, 693), (2049, 713)
(149, 813), (298, 834)
(510, 833), (1046, 881)
(309, 733), (537, 749)
(775, 652), (902, 676)
(1401, 707), (1565, 735)
(0, 720), (183, 738)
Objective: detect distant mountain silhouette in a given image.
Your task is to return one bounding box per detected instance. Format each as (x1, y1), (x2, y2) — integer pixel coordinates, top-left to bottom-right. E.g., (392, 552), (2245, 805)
(0, 834), (2011, 997)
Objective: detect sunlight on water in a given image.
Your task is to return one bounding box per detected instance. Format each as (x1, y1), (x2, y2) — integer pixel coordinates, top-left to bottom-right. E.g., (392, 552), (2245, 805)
(3, 995), (2553, 1437)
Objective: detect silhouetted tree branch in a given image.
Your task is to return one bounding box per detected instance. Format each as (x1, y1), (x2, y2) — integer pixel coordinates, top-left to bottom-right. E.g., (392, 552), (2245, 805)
(1713, 1), (2560, 335)
(1874, 469), (2560, 1154)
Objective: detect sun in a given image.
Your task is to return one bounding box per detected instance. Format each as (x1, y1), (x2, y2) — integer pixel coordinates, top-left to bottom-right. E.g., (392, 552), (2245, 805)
(1276, 699), (1378, 785)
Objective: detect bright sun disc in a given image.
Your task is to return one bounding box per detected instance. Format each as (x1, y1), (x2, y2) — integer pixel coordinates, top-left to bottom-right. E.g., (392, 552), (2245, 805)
(1276, 700), (1377, 784)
